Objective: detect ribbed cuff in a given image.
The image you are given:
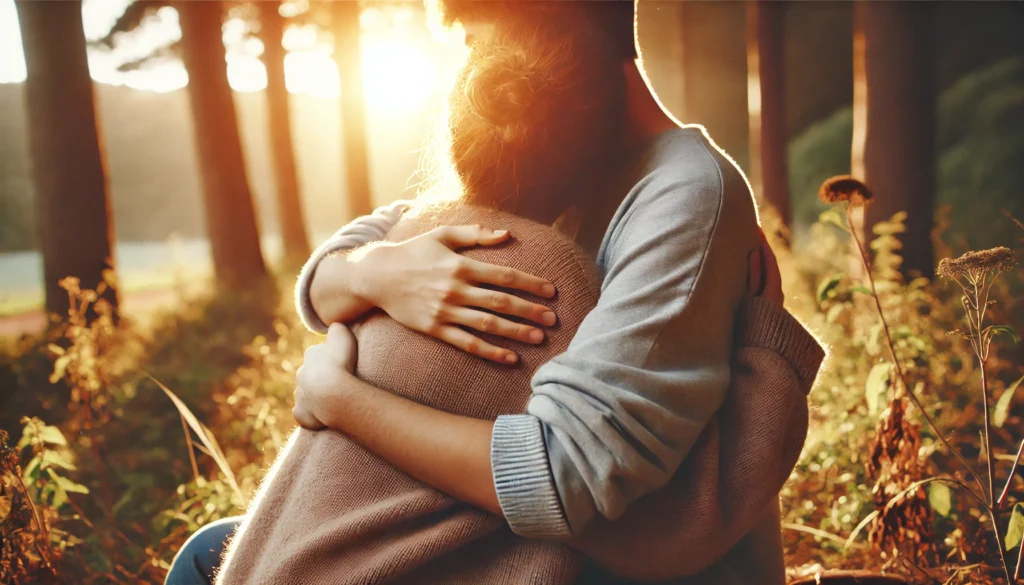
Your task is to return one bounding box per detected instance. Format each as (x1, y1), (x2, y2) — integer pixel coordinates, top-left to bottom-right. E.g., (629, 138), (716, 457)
(491, 414), (571, 538)
(736, 298), (826, 393)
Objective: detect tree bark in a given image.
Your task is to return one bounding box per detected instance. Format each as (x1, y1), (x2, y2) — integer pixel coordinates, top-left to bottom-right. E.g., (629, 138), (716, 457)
(334, 1), (373, 219)
(15, 0), (119, 320)
(680, 0), (749, 171)
(746, 0), (791, 227)
(177, 0), (267, 287)
(861, 1), (937, 279)
(259, 0), (311, 266)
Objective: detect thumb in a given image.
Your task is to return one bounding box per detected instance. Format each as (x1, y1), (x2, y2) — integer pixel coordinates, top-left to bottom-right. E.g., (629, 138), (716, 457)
(326, 322), (356, 350)
(434, 225), (510, 250)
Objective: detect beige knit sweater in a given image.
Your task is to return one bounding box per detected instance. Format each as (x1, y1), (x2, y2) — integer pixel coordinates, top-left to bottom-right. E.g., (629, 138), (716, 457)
(216, 206), (823, 585)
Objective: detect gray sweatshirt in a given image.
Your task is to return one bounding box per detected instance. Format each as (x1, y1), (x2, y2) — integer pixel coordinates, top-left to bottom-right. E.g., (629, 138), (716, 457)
(296, 127), (768, 546)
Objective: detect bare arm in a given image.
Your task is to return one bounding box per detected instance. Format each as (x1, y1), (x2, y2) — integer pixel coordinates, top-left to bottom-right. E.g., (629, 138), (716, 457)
(293, 324), (501, 515)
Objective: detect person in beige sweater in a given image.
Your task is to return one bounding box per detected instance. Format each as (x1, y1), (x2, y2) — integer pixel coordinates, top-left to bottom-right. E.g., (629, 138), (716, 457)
(166, 4), (824, 584)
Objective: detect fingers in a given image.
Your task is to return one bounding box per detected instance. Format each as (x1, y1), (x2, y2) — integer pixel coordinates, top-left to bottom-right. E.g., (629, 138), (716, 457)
(445, 307), (545, 344)
(461, 257), (555, 298)
(459, 286), (557, 327)
(433, 225), (510, 249)
(437, 326), (519, 364)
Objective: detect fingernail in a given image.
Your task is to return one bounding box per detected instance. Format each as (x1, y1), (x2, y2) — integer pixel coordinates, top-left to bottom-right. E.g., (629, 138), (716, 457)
(542, 311), (556, 326)
(529, 329), (544, 343)
(494, 230), (508, 237)
(542, 284), (555, 297)
(504, 352), (518, 364)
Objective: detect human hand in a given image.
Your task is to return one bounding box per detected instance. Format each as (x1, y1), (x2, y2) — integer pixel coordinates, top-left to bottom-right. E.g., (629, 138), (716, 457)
(747, 229), (783, 304)
(293, 324), (358, 430)
(358, 225), (558, 364)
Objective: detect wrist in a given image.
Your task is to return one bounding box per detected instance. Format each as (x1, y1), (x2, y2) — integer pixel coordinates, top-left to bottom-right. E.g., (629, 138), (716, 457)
(347, 243), (389, 307)
(310, 253), (373, 324)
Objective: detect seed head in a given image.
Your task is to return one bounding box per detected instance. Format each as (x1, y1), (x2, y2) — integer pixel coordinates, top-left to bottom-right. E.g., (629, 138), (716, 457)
(818, 175), (873, 207)
(937, 247), (1016, 279)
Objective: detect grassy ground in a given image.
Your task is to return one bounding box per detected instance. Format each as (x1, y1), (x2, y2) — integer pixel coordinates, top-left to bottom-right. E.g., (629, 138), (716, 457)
(1, 212), (1022, 584)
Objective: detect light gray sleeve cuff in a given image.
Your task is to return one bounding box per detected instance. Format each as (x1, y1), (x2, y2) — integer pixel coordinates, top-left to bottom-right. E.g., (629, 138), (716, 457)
(491, 414), (571, 538)
(294, 200), (412, 333)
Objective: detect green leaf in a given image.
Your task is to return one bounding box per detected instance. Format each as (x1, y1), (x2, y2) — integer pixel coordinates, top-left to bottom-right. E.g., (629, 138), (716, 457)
(22, 455), (42, 484)
(991, 325), (1020, 345)
(1006, 503), (1024, 551)
(40, 450), (76, 471)
(818, 209), (847, 230)
(37, 425), (67, 447)
(849, 286), (873, 296)
(53, 475), (89, 495)
(49, 355), (72, 384)
(865, 362), (892, 415)
(44, 469), (70, 510)
(928, 482), (952, 517)
(994, 374), (1024, 428)
(817, 274), (843, 303)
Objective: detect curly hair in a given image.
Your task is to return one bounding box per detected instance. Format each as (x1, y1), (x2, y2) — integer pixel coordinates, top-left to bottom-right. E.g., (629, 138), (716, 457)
(446, 17), (627, 217)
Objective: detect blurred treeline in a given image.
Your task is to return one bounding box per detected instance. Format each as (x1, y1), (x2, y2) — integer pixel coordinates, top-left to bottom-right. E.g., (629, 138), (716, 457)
(2, 1), (1021, 253)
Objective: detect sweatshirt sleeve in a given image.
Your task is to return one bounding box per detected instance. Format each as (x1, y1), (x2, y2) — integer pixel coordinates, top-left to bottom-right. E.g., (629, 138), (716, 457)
(294, 200), (412, 333)
(491, 146), (756, 538)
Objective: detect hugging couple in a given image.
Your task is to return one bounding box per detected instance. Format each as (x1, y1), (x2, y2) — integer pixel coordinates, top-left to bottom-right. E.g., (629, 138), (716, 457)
(167, 2), (825, 584)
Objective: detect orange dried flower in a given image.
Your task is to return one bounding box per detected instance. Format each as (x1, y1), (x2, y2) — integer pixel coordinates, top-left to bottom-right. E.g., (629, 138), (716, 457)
(818, 175), (873, 207)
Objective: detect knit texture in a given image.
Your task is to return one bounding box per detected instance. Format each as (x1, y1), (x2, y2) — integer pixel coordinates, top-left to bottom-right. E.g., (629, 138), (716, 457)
(217, 204), (825, 585)
(216, 206), (597, 585)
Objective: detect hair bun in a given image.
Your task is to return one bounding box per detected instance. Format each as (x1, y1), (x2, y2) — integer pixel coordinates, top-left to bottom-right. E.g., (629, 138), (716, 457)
(462, 48), (543, 143)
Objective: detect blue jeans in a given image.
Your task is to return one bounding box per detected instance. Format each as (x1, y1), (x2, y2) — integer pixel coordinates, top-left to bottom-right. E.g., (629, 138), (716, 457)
(165, 517), (243, 585)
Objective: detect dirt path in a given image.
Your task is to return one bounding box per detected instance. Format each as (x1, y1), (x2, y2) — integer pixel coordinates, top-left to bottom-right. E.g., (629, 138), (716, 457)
(0, 288), (183, 338)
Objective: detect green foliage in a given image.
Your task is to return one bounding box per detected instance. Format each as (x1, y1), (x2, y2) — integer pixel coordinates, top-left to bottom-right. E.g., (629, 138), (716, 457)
(788, 57), (1024, 251)
(1, 211), (1021, 583)
(774, 203), (1023, 580)
(993, 374), (1023, 428)
(1006, 504), (1024, 551)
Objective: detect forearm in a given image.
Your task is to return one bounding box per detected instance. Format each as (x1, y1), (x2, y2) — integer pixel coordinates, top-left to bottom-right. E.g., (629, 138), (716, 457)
(318, 374), (502, 516)
(295, 199), (410, 332)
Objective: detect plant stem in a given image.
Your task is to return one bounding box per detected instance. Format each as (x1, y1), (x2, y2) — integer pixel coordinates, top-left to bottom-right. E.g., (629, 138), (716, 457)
(845, 206), (987, 500)
(999, 437), (1024, 507)
(1016, 530), (1023, 582)
(988, 507), (1015, 584)
(11, 471), (55, 569)
(981, 364), (997, 506)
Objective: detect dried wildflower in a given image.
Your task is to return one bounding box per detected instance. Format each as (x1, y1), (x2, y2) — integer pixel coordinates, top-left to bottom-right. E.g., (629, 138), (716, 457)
(936, 247), (1016, 280)
(818, 175), (873, 207)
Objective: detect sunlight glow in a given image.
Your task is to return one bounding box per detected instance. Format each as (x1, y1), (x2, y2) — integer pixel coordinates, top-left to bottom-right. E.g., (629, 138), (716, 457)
(0, 0), (466, 112)
(361, 37), (437, 112)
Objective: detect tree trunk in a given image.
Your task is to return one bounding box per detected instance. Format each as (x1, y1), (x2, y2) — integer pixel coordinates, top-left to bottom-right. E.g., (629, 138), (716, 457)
(680, 0), (749, 171)
(177, 0), (267, 287)
(861, 1), (937, 279)
(259, 0), (311, 266)
(334, 1), (373, 219)
(746, 0), (791, 227)
(15, 0), (119, 320)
